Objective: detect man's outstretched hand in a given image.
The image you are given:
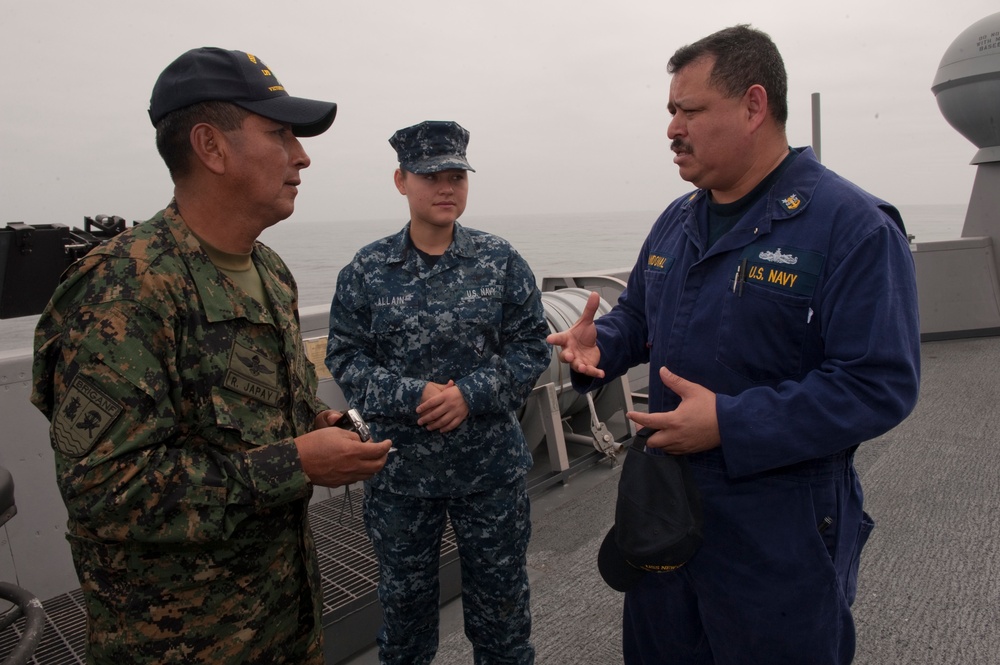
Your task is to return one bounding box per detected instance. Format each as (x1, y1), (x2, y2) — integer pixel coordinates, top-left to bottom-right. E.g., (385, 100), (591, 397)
(546, 290), (604, 378)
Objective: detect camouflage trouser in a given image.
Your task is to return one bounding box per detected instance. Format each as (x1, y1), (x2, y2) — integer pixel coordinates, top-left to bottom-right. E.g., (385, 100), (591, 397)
(67, 530), (324, 664)
(364, 478), (534, 665)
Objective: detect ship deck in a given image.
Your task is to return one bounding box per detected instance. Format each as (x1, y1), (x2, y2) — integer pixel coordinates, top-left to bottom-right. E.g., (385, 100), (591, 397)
(3, 335), (998, 664)
(348, 335), (1000, 664)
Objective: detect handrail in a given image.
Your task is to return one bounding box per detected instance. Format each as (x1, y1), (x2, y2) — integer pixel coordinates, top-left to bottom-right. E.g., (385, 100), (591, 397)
(0, 583), (44, 665)
(0, 467), (44, 664)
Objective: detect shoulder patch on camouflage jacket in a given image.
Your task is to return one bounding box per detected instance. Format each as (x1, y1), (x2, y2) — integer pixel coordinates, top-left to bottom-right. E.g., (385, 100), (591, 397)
(52, 375), (124, 457)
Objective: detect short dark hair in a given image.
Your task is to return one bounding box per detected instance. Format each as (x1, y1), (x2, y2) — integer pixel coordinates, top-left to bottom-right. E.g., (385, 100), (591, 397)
(154, 101), (252, 180)
(667, 25), (788, 127)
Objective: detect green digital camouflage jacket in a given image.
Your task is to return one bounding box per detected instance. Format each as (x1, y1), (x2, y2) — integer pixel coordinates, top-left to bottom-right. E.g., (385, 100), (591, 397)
(31, 202), (327, 664)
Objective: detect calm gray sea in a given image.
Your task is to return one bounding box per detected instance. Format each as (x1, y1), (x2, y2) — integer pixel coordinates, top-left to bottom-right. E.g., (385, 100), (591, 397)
(0, 204), (966, 355)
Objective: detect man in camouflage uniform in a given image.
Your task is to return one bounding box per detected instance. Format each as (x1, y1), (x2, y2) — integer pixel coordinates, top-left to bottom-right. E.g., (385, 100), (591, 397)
(326, 120), (550, 664)
(30, 47), (391, 664)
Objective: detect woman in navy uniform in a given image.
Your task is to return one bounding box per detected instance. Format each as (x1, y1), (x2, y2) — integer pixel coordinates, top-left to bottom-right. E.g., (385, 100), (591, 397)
(327, 120), (550, 664)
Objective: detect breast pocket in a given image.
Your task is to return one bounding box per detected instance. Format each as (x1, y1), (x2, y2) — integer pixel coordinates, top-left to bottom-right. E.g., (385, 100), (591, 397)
(716, 282), (811, 383)
(450, 289), (504, 361)
(370, 302), (424, 365)
(210, 386), (288, 449)
(643, 269), (669, 348)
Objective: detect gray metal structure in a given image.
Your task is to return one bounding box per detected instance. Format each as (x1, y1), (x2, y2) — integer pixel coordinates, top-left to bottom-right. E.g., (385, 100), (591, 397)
(917, 11), (1000, 339)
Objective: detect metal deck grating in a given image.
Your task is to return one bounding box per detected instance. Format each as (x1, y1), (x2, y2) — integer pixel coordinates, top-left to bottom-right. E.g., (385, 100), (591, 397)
(0, 589), (87, 665)
(0, 486), (459, 664)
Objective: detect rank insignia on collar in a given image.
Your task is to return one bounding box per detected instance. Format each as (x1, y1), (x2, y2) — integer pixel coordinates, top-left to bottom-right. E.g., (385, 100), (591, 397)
(780, 193), (803, 211)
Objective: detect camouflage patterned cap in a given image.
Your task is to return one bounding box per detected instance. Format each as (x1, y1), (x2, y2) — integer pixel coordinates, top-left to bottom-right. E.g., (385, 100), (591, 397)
(389, 120), (476, 174)
(149, 47), (337, 137)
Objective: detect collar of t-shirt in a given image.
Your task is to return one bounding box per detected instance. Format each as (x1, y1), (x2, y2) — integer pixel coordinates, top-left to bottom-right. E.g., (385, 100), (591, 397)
(191, 231), (270, 307)
(704, 147), (799, 249)
(405, 231), (447, 268)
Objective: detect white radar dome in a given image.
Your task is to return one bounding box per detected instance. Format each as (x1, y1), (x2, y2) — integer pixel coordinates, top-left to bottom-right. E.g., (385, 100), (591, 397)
(932, 12), (1000, 164)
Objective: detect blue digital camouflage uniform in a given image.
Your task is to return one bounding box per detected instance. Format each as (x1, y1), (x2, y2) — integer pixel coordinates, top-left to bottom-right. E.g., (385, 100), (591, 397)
(31, 202), (327, 664)
(327, 222), (550, 664)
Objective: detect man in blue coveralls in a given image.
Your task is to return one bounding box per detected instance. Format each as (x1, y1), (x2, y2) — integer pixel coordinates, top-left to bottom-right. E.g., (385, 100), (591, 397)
(548, 25), (921, 664)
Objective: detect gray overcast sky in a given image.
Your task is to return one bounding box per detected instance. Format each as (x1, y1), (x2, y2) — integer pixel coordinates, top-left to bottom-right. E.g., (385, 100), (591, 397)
(2, 1), (995, 227)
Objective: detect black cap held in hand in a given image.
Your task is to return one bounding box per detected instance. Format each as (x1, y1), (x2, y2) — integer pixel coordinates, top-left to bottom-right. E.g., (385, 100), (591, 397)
(149, 47), (337, 137)
(597, 428), (704, 592)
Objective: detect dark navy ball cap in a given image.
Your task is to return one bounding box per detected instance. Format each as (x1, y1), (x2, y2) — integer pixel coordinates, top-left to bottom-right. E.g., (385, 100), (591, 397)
(597, 525), (650, 592)
(389, 120), (475, 174)
(149, 47), (337, 137)
(596, 428), (703, 593)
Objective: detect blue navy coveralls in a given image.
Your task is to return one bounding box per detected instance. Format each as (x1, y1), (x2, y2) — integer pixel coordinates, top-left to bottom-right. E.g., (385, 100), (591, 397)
(327, 222), (550, 665)
(577, 147), (921, 664)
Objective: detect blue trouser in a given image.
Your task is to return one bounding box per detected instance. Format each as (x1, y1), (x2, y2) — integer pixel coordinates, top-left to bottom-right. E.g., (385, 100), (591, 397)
(623, 450), (872, 665)
(364, 478), (534, 665)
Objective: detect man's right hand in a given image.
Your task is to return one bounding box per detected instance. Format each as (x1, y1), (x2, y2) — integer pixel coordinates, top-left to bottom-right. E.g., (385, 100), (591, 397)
(546, 290), (605, 378)
(295, 427), (391, 487)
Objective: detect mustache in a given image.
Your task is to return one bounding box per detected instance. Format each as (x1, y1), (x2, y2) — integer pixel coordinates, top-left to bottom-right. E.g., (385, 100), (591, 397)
(671, 139), (691, 153)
